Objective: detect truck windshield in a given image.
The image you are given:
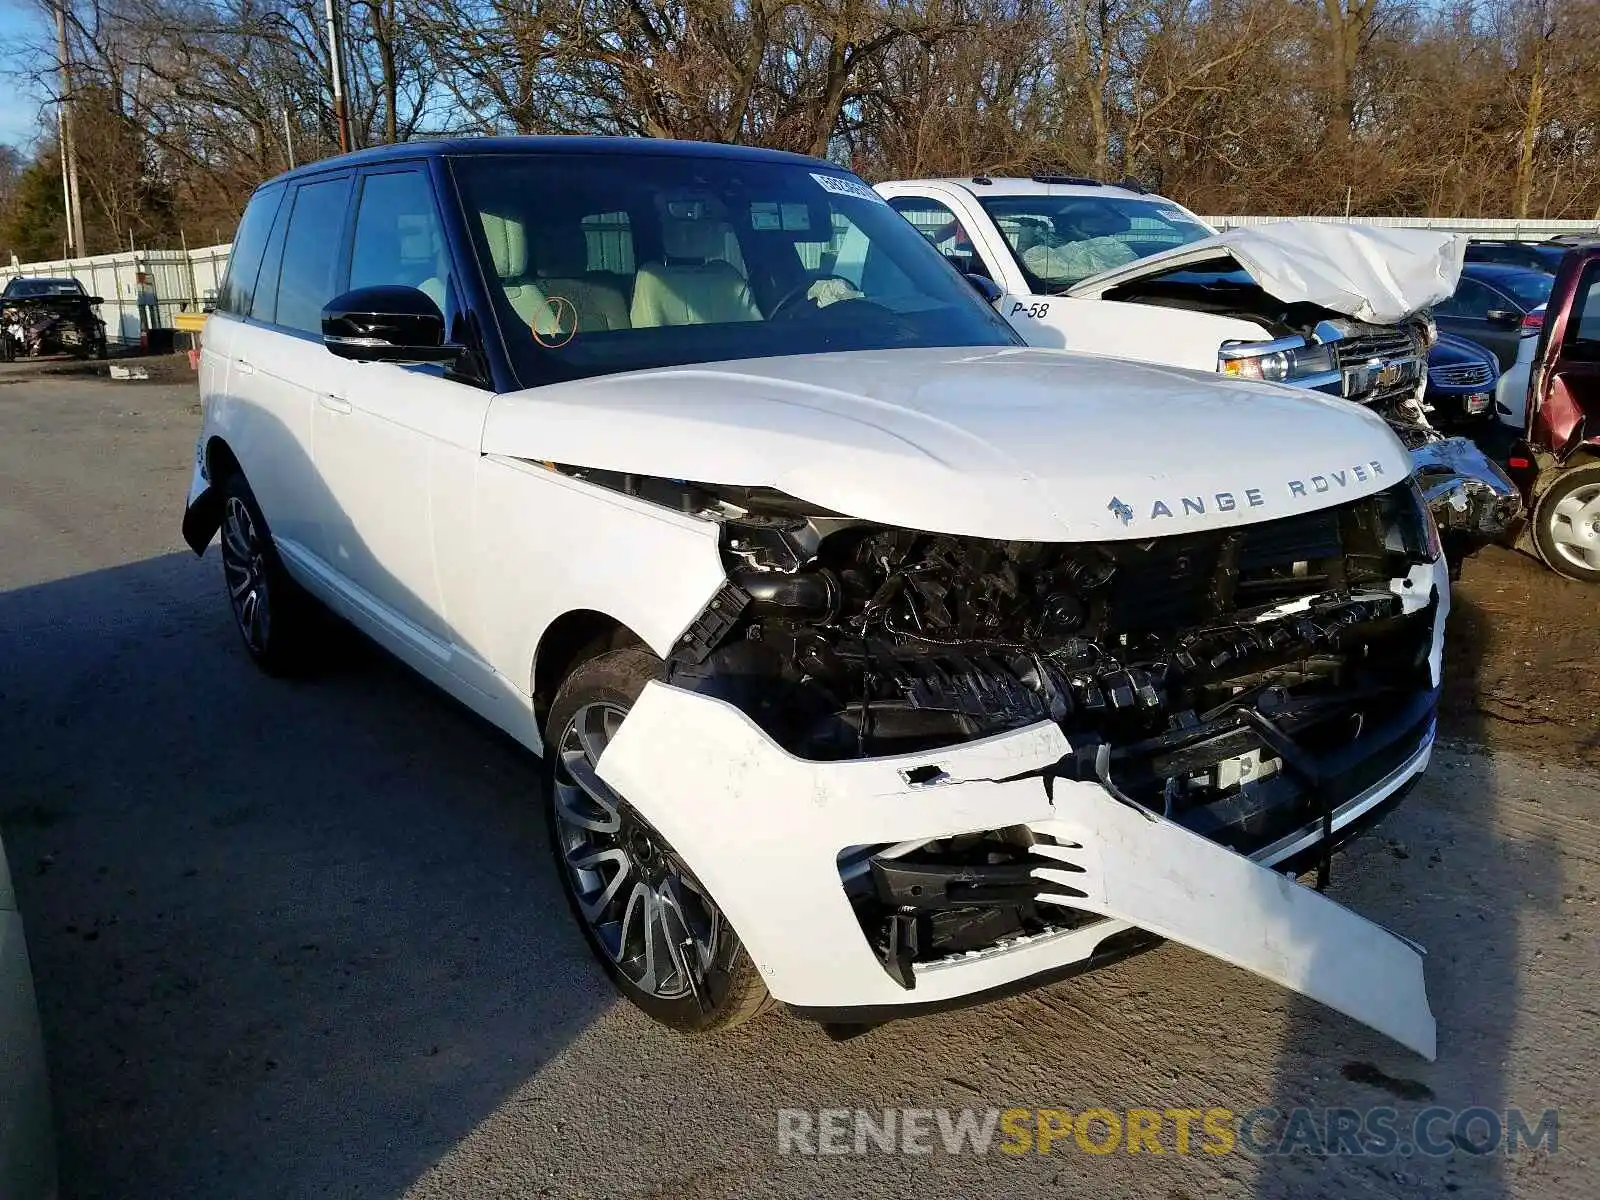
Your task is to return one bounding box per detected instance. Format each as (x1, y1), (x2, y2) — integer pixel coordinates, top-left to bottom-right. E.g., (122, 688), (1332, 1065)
(449, 152), (1018, 384)
(979, 196), (1212, 293)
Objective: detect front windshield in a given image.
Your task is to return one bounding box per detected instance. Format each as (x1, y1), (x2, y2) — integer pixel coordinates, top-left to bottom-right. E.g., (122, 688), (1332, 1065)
(449, 153), (1018, 383)
(979, 196), (1212, 293)
(3, 278), (84, 298)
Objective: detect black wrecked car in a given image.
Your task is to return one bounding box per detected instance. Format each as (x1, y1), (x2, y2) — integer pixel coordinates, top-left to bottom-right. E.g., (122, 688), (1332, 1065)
(0, 276), (108, 360)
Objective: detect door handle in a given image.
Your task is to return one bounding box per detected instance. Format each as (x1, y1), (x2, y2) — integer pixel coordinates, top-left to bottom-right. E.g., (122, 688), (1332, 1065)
(234, 358), (254, 375)
(318, 392), (352, 414)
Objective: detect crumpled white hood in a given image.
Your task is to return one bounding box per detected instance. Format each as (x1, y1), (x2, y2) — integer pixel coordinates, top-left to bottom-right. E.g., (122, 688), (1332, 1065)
(1069, 221), (1466, 324)
(483, 347), (1412, 541)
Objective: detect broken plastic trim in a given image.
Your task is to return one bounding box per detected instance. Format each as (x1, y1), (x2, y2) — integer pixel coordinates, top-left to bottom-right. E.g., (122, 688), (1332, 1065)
(595, 682), (1438, 1058)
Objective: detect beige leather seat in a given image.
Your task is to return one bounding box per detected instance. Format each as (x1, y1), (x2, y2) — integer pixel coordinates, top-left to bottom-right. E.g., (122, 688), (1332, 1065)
(416, 233), (450, 313)
(630, 217), (761, 328)
(479, 212), (558, 334)
(531, 226), (630, 332)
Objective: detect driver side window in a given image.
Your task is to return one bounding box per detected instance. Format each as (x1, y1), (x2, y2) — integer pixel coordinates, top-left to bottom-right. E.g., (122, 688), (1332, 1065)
(887, 197), (991, 279)
(349, 169), (451, 316)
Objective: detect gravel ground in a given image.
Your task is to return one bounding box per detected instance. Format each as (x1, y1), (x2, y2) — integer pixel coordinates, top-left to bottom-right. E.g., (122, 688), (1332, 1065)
(0, 371), (1595, 1199)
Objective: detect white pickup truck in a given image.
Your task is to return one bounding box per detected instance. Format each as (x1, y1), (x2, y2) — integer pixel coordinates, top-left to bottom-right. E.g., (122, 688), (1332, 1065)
(876, 176), (1520, 569)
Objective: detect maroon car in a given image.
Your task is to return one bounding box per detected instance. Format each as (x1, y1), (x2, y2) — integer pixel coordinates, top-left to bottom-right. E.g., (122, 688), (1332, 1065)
(1508, 245), (1600, 583)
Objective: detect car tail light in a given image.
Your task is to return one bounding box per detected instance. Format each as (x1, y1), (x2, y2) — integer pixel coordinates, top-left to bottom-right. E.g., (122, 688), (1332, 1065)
(1509, 456), (1531, 470)
(1521, 309), (1544, 334)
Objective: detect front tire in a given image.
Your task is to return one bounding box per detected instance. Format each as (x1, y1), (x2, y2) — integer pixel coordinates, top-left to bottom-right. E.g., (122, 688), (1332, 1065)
(218, 471), (321, 674)
(1532, 463), (1600, 584)
(544, 647), (774, 1032)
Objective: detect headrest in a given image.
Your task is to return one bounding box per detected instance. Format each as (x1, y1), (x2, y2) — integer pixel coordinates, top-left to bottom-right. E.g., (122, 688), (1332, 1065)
(479, 212), (527, 280)
(532, 224), (587, 278)
(661, 217), (731, 264)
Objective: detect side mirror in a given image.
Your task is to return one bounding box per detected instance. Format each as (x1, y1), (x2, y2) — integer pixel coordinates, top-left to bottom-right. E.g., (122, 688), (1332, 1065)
(321, 285), (459, 363)
(85, 295), (104, 305)
(1485, 308), (1521, 329)
(965, 273), (1003, 304)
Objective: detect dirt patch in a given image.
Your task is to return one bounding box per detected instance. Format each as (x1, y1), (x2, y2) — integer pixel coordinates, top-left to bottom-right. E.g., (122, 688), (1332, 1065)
(0, 351), (196, 384)
(1442, 545), (1600, 769)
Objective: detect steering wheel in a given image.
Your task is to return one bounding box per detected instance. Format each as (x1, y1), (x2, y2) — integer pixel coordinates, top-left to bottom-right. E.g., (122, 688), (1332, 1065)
(769, 274), (863, 320)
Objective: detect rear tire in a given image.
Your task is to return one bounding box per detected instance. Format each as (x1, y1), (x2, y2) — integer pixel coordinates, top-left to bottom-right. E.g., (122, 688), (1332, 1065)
(1532, 463), (1600, 584)
(218, 471), (323, 675)
(544, 647), (775, 1032)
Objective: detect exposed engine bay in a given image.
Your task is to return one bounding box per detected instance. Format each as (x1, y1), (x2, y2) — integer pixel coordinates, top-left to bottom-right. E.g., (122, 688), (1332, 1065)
(556, 466), (1443, 986)
(665, 481), (1436, 761)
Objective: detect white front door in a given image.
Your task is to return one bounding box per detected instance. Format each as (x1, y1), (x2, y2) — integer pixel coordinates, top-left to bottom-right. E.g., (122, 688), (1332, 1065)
(311, 166), (492, 652)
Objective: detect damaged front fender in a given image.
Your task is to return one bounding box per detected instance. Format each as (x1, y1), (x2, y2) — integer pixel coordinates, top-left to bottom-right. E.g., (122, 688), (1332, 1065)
(595, 681), (1437, 1059)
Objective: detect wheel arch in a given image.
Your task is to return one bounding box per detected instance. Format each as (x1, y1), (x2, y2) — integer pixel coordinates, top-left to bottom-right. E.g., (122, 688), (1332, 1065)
(532, 610), (647, 733)
(205, 434), (243, 486)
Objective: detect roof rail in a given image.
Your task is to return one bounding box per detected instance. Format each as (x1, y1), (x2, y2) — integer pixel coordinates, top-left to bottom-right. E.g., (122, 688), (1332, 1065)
(1030, 174), (1101, 187)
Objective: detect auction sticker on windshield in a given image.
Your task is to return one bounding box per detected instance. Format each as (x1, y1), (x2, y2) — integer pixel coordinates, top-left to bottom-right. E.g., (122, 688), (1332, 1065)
(812, 173), (888, 204)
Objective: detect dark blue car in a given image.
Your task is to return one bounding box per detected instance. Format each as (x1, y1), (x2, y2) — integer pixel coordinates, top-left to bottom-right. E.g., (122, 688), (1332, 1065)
(1425, 333), (1500, 430)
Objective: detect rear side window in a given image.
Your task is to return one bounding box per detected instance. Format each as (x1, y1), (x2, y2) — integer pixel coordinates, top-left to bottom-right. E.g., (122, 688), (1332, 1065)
(249, 194), (292, 324)
(1566, 263), (1600, 361)
(215, 184), (284, 316)
(272, 176), (353, 334)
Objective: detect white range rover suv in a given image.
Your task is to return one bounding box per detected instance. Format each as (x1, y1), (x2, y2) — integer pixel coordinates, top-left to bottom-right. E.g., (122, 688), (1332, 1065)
(183, 138), (1448, 1057)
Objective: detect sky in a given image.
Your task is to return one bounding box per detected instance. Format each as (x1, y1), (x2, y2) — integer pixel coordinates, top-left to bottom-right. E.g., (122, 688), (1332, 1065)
(0, 2), (47, 150)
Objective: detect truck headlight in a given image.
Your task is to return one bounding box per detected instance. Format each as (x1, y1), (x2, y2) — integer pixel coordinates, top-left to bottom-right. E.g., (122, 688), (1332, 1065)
(1218, 338), (1335, 384)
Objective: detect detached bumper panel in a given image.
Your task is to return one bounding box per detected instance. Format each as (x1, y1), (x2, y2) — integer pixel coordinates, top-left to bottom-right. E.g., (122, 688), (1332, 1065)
(596, 681), (1438, 1059)
(181, 460), (220, 556)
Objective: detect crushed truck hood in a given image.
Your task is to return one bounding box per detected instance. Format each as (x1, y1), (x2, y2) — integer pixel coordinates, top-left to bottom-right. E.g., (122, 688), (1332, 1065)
(1066, 221), (1466, 324)
(483, 347), (1411, 541)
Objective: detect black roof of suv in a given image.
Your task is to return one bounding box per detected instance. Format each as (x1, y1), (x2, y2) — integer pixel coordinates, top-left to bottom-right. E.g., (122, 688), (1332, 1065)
(270, 135), (831, 189)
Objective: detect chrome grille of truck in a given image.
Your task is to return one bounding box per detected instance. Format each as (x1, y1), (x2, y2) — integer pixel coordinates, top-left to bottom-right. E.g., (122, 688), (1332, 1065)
(1333, 326), (1425, 406)
(1335, 328), (1419, 365)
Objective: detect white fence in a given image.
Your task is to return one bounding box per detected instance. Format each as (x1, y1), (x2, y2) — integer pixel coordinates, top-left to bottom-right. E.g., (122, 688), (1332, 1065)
(1201, 215), (1600, 239)
(4, 212), (1597, 348)
(0, 244), (229, 346)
